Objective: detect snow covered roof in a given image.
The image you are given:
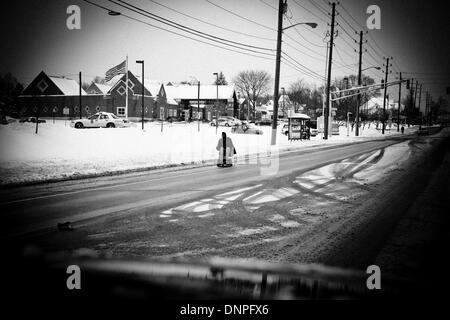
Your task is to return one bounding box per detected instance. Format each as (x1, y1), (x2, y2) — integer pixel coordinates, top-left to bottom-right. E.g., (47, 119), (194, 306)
(95, 83), (112, 94)
(104, 74), (123, 87)
(86, 82), (112, 95)
(134, 76), (163, 97)
(49, 76), (87, 95)
(164, 85), (236, 102)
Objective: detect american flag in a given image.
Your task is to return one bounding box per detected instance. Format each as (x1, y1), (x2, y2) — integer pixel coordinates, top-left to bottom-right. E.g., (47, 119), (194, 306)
(105, 60), (126, 82)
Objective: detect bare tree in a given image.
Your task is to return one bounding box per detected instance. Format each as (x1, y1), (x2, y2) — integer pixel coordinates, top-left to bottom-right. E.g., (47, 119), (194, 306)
(214, 72), (228, 85)
(233, 70), (271, 120)
(93, 76), (106, 84)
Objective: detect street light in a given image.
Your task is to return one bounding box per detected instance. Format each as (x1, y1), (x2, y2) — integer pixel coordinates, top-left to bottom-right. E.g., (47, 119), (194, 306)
(108, 10), (121, 16)
(283, 22), (318, 31)
(271, 20), (318, 145)
(136, 60), (144, 130)
(213, 72), (219, 134)
(362, 66), (381, 72)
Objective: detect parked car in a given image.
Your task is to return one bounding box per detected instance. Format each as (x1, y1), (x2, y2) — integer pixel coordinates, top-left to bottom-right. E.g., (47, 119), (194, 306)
(231, 123), (263, 135)
(210, 117), (241, 127)
(255, 118), (272, 126)
(281, 124), (289, 135)
(70, 112), (127, 129)
(19, 117), (46, 123)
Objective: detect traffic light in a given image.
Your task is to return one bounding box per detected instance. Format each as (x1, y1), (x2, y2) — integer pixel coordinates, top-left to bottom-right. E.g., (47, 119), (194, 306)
(406, 79), (410, 89)
(381, 79), (385, 89)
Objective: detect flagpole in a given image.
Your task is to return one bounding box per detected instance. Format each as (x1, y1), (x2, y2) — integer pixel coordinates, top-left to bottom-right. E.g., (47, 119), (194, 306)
(125, 55), (129, 119)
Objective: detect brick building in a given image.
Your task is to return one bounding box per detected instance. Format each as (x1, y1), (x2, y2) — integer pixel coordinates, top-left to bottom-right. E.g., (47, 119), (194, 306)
(18, 71), (238, 122)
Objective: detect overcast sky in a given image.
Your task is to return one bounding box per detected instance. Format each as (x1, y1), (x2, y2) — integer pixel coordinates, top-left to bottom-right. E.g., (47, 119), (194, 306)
(1, 0), (449, 111)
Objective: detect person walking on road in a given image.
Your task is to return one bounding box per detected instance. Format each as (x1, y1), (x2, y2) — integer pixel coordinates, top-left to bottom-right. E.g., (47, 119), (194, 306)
(216, 132), (236, 166)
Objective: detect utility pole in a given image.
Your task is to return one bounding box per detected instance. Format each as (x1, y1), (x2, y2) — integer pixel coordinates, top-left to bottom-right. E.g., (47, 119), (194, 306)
(322, 41), (329, 125)
(429, 94), (432, 126)
(381, 57), (391, 134)
(271, 0), (286, 145)
(397, 72), (402, 131)
(197, 81), (200, 132)
(136, 60), (145, 130)
(417, 84), (422, 115)
(79, 71), (82, 119)
(355, 31), (363, 136)
(214, 73), (219, 134)
(413, 80), (419, 112)
(324, 2), (336, 140)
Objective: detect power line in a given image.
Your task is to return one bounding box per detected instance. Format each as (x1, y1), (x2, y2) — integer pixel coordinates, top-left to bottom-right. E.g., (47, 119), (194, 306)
(281, 51), (326, 80)
(285, 4), (328, 42)
(81, 0), (276, 62)
(307, 0), (329, 17)
(281, 55), (325, 81)
(112, 0), (275, 52)
(337, 10), (358, 34)
(338, 1), (401, 72)
(281, 58), (325, 82)
(339, 2), (365, 30)
(283, 33), (326, 59)
(258, 0), (277, 11)
(283, 41), (325, 62)
(333, 47), (357, 73)
(205, 0), (276, 32)
(366, 50), (382, 66)
(281, 58), (322, 81)
(291, 0), (328, 23)
(149, 0), (276, 41)
(285, 16), (327, 48)
(336, 31), (357, 51)
(336, 21), (358, 43)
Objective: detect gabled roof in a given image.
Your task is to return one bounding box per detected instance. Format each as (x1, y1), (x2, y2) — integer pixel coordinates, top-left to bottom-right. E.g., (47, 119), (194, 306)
(21, 71), (87, 96)
(49, 76), (86, 95)
(86, 82), (112, 95)
(164, 85), (236, 103)
(134, 76), (163, 97)
(95, 83), (113, 94)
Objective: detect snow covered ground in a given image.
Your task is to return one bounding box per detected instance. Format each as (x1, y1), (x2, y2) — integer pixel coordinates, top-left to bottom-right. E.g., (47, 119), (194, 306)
(0, 118), (416, 185)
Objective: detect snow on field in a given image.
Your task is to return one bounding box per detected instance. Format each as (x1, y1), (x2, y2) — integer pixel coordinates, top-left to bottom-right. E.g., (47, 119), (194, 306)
(0, 119), (416, 185)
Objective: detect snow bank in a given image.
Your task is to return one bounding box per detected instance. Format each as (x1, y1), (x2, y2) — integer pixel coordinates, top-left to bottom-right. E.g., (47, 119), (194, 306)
(0, 119), (416, 185)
